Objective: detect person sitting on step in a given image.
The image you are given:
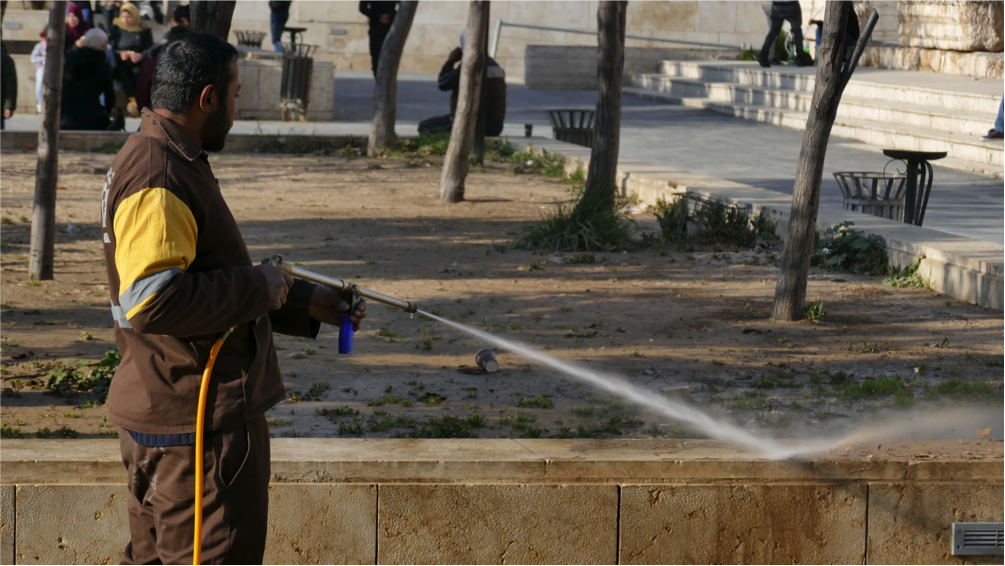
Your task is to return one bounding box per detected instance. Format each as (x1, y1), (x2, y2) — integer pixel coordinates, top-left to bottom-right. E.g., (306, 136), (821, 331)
(758, 1), (813, 68)
(418, 33), (506, 137)
(984, 98), (1000, 140)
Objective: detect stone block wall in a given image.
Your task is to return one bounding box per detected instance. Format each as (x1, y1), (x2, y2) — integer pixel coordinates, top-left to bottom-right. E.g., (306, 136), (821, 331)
(1, 439), (1002, 565)
(236, 59), (335, 122)
(525, 46), (736, 91)
(898, 0), (1003, 52)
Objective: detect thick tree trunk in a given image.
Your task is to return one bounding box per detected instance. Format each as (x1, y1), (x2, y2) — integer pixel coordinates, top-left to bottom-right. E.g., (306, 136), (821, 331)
(28, 1), (66, 281)
(471, 2), (490, 166)
(439, 0), (489, 203)
(190, 1), (237, 39)
(579, 0), (627, 213)
(771, 2), (878, 321)
(368, 1), (418, 157)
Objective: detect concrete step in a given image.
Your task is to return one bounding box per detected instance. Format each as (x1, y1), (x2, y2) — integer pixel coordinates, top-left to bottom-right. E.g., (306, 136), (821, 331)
(623, 86), (1005, 179)
(631, 74), (993, 136)
(657, 61), (999, 114)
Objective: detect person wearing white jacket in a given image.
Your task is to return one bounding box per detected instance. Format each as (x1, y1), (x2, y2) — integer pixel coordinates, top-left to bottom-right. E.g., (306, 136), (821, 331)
(31, 30), (47, 112)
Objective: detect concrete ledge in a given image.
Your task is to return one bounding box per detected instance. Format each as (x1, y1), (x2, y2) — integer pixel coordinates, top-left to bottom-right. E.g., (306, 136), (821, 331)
(1, 440), (1001, 564)
(0, 131), (366, 154)
(515, 138), (1005, 310)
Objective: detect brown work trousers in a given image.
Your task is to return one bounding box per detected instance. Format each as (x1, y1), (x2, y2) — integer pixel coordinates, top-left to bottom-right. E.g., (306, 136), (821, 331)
(119, 415), (271, 565)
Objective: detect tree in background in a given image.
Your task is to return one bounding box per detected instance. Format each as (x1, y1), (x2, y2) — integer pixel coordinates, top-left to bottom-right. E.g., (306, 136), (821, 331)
(438, 0), (489, 203)
(190, 1), (237, 39)
(368, 1), (418, 157)
(29, 1), (66, 281)
(771, 2), (879, 321)
(577, 0), (627, 215)
(518, 1), (631, 252)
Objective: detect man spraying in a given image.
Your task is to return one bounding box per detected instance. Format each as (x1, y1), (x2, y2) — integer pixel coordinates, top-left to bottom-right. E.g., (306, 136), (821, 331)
(101, 31), (366, 563)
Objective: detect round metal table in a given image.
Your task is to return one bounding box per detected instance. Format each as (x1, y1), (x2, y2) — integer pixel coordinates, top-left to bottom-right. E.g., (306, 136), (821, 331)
(882, 149), (947, 226)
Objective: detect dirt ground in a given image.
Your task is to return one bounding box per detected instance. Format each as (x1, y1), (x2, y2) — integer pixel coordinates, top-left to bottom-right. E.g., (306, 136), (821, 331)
(1, 150), (1002, 443)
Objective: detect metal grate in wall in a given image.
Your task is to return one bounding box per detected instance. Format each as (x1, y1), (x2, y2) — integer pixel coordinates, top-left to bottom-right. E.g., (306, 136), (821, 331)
(952, 522), (1005, 556)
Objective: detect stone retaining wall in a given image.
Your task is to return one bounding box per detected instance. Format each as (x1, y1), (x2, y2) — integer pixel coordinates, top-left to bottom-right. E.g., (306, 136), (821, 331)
(525, 46), (736, 91)
(1, 439), (1001, 564)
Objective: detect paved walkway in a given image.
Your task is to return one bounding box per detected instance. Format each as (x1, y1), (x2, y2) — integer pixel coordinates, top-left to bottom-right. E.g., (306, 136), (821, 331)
(4, 70), (1001, 244)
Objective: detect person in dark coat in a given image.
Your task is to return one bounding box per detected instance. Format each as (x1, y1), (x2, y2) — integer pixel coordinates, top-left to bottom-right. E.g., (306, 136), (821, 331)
(109, 2), (153, 114)
(758, 1), (812, 68)
(419, 33), (507, 137)
(359, 1), (399, 76)
(269, 1), (293, 51)
(1, 41), (17, 130)
(61, 29), (123, 130)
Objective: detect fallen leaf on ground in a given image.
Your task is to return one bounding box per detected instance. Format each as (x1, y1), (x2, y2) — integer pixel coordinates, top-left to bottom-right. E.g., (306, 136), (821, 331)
(976, 427), (991, 439)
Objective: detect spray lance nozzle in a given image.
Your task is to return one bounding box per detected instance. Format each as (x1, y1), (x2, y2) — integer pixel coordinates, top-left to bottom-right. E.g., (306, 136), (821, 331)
(261, 254), (418, 354)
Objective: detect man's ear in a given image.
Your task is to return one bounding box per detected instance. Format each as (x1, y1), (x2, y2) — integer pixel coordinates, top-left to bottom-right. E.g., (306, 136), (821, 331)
(198, 84), (217, 113)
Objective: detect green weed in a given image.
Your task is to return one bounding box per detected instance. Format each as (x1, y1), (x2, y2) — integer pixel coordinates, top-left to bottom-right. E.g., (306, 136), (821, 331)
(517, 395), (554, 409)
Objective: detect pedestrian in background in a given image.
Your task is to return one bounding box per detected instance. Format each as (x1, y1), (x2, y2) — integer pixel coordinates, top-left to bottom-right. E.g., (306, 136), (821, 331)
(66, 3), (93, 53)
(758, 1), (812, 68)
(31, 29), (48, 113)
(110, 1), (153, 117)
(61, 28), (123, 131)
(359, 1), (399, 76)
(1, 41), (16, 130)
(983, 99), (1004, 140)
(269, 1), (293, 52)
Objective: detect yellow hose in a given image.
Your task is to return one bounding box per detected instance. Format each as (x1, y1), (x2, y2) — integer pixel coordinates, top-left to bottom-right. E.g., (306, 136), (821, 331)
(193, 328), (233, 565)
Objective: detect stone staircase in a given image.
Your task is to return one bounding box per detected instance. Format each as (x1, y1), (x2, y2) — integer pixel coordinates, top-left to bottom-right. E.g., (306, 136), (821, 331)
(627, 61), (1004, 178)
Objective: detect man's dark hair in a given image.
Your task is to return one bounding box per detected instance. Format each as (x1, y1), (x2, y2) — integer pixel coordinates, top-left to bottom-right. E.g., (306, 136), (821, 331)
(151, 32), (238, 115)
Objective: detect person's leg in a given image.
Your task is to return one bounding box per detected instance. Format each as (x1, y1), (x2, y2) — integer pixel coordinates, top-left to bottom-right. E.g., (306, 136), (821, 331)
(149, 417), (270, 564)
(370, 26), (390, 76)
(119, 432), (168, 565)
(785, 4), (811, 65)
(761, 2), (776, 61)
(759, 13), (785, 65)
(995, 98), (1003, 133)
(35, 68), (44, 107)
(418, 114), (454, 135)
(270, 11), (289, 51)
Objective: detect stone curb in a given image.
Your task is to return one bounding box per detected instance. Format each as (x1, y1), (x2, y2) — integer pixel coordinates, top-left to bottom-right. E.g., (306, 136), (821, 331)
(514, 138), (1004, 310)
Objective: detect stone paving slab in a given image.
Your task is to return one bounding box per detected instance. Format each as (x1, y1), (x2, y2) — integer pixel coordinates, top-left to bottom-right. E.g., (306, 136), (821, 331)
(620, 483), (867, 564)
(1, 485), (13, 565)
(867, 482), (1005, 565)
(14, 484), (129, 565)
(266, 484), (376, 565)
(377, 484), (617, 564)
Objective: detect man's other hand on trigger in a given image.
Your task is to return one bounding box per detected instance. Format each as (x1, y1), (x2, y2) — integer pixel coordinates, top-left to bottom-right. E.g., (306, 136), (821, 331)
(309, 286), (367, 330)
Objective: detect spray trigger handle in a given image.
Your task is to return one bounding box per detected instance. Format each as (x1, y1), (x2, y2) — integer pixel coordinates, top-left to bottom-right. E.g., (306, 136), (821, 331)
(338, 284), (362, 355)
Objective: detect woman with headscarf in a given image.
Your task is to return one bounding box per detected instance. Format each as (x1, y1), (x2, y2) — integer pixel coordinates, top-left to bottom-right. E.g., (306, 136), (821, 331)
(65, 3), (92, 53)
(109, 2), (152, 116)
(61, 28), (123, 131)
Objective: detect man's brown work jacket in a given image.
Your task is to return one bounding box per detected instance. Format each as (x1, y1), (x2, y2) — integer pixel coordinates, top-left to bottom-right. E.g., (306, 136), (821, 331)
(101, 109), (318, 434)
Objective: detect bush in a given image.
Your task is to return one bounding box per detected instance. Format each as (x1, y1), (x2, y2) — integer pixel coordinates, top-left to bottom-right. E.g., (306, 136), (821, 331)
(654, 197), (689, 243)
(517, 192), (636, 252)
(811, 222), (888, 275)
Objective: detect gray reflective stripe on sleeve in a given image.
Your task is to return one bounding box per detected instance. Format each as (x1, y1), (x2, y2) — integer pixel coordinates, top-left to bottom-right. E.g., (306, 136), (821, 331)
(111, 303), (133, 329)
(117, 267), (183, 317)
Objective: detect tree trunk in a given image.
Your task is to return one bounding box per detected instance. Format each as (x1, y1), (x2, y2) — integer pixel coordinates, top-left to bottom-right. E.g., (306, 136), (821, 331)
(190, 1), (237, 39)
(1, 1), (8, 24)
(771, 2), (878, 321)
(578, 0), (627, 213)
(471, 2), (490, 166)
(367, 1), (418, 157)
(28, 1), (66, 281)
(438, 0), (489, 203)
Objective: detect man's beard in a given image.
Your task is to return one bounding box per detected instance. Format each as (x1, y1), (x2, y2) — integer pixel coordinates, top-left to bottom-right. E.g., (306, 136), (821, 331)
(200, 104), (232, 152)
